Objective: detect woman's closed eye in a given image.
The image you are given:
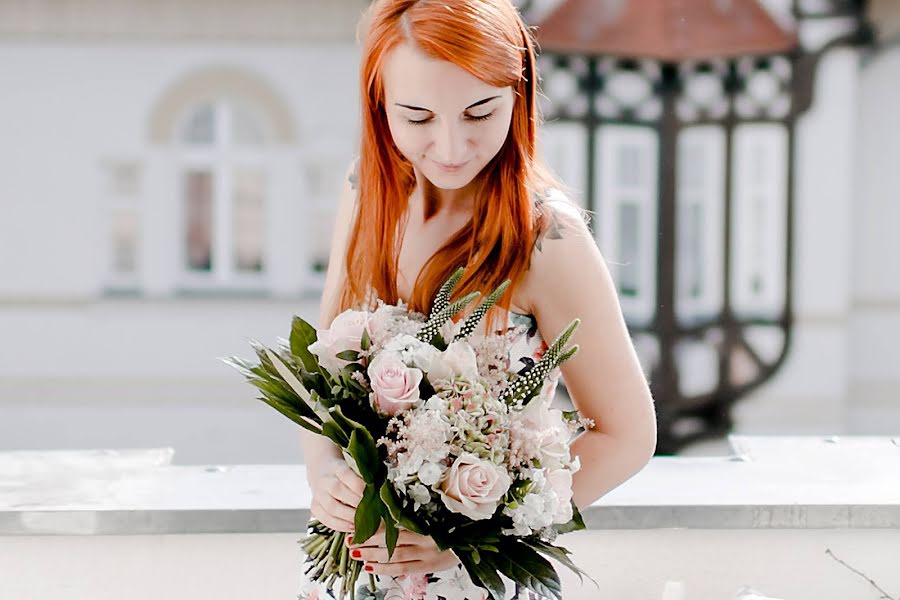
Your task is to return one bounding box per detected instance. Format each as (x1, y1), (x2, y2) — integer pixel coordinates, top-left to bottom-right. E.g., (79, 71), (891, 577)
(405, 112), (494, 125)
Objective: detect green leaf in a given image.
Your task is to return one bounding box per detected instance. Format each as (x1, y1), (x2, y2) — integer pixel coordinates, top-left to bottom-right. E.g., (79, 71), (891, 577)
(353, 484), (383, 543)
(360, 328), (371, 352)
(301, 371), (332, 401)
(336, 349), (360, 361)
(259, 397), (322, 435)
(339, 363), (366, 392)
(264, 348), (314, 397)
(523, 539), (599, 589)
(384, 515), (399, 559)
(458, 549), (505, 600)
(554, 501), (586, 534)
(347, 429), (379, 484)
(289, 316), (320, 373)
(489, 539), (562, 600)
(321, 420), (349, 447)
(378, 483), (427, 535)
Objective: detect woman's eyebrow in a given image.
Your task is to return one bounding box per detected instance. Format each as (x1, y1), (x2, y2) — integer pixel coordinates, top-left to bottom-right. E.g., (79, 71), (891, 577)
(394, 95), (501, 112)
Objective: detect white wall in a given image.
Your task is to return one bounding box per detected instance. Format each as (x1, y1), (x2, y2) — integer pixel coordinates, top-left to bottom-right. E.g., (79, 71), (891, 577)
(734, 48), (860, 433)
(2, 529), (898, 600)
(0, 41), (360, 300)
(848, 44), (900, 427)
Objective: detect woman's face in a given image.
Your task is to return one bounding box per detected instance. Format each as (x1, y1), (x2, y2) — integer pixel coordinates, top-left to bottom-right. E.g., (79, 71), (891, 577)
(381, 42), (515, 191)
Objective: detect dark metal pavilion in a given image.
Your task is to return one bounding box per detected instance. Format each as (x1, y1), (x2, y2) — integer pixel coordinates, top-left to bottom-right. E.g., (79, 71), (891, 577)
(514, 0), (873, 454)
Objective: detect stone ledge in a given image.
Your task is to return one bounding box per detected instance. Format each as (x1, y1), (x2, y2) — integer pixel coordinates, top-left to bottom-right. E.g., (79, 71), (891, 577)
(1, 435), (898, 536)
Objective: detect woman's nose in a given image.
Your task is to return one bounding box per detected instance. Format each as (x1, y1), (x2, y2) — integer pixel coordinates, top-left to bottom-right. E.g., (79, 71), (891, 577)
(432, 122), (468, 165)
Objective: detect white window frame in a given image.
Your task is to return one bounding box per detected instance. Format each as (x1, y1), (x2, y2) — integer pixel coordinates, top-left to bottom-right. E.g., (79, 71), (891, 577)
(103, 158), (142, 293)
(595, 125), (659, 325)
(730, 123), (788, 316)
(675, 125), (726, 323)
(175, 99), (270, 292)
(537, 122), (588, 208)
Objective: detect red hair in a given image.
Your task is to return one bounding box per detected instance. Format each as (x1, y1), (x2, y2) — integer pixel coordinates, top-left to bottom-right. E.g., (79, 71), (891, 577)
(340, 0), (566, 334)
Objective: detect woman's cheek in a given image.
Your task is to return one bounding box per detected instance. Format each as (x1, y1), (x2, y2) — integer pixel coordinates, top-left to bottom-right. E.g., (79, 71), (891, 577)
(386, 113), (415, 156)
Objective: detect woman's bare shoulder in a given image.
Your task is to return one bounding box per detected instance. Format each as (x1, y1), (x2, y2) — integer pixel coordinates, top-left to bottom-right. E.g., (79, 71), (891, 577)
(517, 188), (592, 312)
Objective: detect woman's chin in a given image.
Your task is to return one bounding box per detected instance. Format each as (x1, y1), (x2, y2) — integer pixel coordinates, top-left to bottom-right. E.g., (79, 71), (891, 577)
(422, 166), (475, 190)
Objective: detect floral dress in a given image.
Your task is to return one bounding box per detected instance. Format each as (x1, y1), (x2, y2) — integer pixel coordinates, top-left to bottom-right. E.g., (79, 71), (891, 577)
(298, 310), (560, 600)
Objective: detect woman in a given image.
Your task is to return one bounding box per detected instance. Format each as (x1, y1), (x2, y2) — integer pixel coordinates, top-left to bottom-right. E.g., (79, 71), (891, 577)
(300, 1), (658, 598)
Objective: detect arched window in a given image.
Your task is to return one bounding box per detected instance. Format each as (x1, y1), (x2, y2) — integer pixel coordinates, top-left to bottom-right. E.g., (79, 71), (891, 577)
(139, 65), (299, 297)
(177, 98), (271, 287)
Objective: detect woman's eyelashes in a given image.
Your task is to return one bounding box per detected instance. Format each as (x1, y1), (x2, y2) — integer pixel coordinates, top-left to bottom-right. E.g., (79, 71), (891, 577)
(404, 112), (494, 125)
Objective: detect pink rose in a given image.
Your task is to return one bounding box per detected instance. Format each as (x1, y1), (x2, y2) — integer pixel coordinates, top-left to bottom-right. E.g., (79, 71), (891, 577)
(438, 453), (511, 520)
(367, 352), (422, 417)
(308, 309), (369, 376)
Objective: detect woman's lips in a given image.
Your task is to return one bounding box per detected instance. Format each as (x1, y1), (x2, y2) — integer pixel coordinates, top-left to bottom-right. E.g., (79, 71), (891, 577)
(434, 160), (470, 173)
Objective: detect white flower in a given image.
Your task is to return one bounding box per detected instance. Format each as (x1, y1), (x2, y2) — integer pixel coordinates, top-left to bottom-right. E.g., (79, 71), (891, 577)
(438, 452), (511, 520)
(438, 318), (465, 344)
(547, 467), (575, 524)
(384, 334), (441, 371)
(515, 398), (571, 469)
(308, 308), (369, 377)
(427, 341), (479, 382)
(408, 482), (432, 507)
(417, 461), (443, 486)
(424, 395), (445, 411)
(410, 343), (441, 372)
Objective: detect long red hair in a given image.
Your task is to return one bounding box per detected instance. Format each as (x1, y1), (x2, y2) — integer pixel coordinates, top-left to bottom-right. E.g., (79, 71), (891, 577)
(340, 0), (567, 334)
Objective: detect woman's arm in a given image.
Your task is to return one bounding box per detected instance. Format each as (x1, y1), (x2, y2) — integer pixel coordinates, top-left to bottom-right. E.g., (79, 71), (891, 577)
(526, 201), (658, 510)
(300, 161), (361, 484)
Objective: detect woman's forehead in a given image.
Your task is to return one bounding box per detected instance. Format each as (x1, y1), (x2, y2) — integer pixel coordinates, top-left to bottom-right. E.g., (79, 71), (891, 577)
(382, 42), (510, 110)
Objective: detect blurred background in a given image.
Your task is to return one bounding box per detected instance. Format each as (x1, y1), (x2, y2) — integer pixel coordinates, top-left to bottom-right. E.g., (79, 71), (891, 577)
(0, 0), (897, 464)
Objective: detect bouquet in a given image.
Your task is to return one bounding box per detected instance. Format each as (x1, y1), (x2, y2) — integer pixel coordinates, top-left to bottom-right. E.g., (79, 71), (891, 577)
(223, 267), (598, 600)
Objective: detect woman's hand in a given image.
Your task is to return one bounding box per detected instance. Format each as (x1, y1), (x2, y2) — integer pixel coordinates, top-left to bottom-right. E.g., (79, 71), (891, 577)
(347, 525), (460, 576)
(308, 457), (365, 532)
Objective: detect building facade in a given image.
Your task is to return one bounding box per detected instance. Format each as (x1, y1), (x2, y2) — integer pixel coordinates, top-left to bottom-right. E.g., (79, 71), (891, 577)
(0, 0), (898, 462)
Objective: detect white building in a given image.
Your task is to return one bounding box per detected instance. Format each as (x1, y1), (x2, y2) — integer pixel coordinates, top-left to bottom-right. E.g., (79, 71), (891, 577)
(0, 0), (898, 463)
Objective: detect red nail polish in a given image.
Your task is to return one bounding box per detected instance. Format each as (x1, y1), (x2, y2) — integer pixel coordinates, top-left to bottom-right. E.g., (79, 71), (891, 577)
(364, 564), (373, 572)
(347, 535), (353, 543)
(351, 550), (361, 558)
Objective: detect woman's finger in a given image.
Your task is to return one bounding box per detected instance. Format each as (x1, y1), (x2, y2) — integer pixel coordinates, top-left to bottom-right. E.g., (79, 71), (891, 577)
(352, 544), (419, 564)
(311, 497), (355, 532)
(334, 465), (366, 501)
(361, 549), (459, 577)
(328, 475), (363, 509)
(361, 560), (426, 577)
(349, 527), (429, 549)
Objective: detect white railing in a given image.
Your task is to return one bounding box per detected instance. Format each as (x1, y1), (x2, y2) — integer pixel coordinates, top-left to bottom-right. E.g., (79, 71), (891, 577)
(2, 436), (899, 600)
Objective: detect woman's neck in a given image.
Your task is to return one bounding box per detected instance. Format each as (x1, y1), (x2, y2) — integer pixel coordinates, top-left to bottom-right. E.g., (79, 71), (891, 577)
(414, 169), (477, 222)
